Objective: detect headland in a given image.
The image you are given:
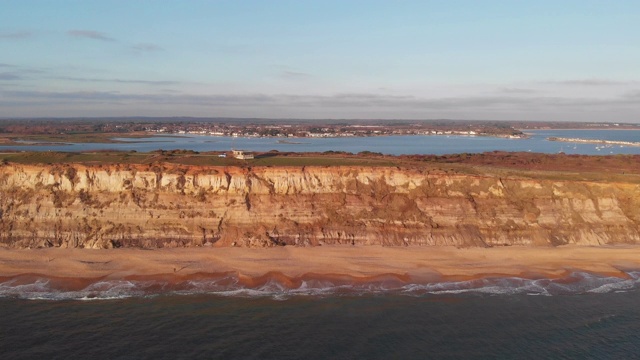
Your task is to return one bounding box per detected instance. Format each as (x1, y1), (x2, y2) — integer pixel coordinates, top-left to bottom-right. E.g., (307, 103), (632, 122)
(0, 151), (639, 286)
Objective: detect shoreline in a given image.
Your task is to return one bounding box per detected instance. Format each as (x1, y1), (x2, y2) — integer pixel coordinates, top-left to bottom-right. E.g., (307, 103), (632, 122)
(547, 136), (640, 147)
(2, 246), (639, 285)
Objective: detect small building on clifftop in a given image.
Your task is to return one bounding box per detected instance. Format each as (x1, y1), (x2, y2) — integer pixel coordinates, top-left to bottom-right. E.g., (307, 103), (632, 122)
(232, 150), (254, 160)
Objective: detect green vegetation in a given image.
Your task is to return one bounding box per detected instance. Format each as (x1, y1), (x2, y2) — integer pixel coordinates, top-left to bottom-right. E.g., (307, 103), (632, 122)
(0, 151), (638, 184)
(250, 156), (397, 167)
(0, 151), (398, 167)
(0, 152), (150, 164)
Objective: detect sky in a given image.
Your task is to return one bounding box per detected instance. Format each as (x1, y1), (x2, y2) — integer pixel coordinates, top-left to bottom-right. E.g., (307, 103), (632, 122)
(1, 0), (639, 121)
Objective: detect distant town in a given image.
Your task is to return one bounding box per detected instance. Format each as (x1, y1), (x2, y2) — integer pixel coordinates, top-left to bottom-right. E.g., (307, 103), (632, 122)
(145, 121), (528, 139)
(0, 118), (638, 145)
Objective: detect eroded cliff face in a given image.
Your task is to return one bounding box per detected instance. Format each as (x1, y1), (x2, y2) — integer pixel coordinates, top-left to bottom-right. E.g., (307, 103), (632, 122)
(0, 163), (639, 248)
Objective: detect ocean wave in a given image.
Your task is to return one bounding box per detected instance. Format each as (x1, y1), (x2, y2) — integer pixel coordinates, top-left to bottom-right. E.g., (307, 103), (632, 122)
(400, 271), (640, 296)
(1, 271), (639, 300)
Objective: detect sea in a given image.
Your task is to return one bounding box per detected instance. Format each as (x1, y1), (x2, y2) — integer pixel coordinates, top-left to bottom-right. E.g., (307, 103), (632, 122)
(2, 128), (640, 359)
(1, 271), (640, 360)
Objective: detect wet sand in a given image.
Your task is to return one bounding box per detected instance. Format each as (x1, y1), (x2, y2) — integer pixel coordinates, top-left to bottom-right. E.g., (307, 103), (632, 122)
(1, 245), (640, 286)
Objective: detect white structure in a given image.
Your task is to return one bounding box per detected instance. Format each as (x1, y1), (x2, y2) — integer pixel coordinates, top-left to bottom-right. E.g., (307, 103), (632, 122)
(232, 150), (254, 160)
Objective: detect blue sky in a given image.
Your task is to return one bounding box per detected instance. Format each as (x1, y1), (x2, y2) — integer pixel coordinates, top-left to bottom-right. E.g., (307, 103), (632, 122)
(1, 0), (639, 121)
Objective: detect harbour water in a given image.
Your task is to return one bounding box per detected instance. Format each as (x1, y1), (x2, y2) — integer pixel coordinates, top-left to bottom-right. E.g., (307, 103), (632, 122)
(2, 129), (640, 155)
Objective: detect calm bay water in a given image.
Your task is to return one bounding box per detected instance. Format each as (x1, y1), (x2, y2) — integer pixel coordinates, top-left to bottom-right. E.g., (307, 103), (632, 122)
(2, 129), (640, 155)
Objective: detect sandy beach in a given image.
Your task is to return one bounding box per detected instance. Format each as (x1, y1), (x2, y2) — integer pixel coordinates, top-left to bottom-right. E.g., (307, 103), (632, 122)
(2, 246), (640, 287)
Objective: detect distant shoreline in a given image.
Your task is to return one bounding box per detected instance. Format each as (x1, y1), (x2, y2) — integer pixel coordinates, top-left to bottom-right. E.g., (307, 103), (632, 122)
(547, 136), (640, 147)
(522, 128), (640, 131)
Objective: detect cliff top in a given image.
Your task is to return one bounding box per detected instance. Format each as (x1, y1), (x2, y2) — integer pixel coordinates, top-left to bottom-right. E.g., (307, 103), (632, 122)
(1, 150), (639, 183)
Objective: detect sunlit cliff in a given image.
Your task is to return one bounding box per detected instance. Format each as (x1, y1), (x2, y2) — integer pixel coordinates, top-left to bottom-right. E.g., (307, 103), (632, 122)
(1, 163), (638, 248)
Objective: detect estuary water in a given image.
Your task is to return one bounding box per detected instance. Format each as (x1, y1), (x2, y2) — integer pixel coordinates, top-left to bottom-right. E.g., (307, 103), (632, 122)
(2, 129), (640, 155)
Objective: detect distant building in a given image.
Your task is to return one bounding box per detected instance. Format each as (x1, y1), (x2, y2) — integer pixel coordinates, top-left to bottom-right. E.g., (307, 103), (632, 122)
(232, 150), (254, 160)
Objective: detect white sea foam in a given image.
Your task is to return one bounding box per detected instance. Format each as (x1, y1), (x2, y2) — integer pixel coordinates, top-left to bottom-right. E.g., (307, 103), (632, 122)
(399, 272), (640, 297)
(1, 271), (639, 300)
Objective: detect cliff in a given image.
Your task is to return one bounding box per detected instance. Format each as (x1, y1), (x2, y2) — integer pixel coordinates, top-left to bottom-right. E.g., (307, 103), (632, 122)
(0, 161), (639, 248)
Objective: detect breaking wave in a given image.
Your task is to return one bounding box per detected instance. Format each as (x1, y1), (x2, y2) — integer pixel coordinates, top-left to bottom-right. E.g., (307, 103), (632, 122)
(1, 271), (639, 300)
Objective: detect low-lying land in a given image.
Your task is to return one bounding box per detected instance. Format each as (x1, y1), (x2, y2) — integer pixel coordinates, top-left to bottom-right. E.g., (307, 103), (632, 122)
(548, 136), (640, 147)
(0, 118), (526, 142)
(1, 150), (638, 177)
